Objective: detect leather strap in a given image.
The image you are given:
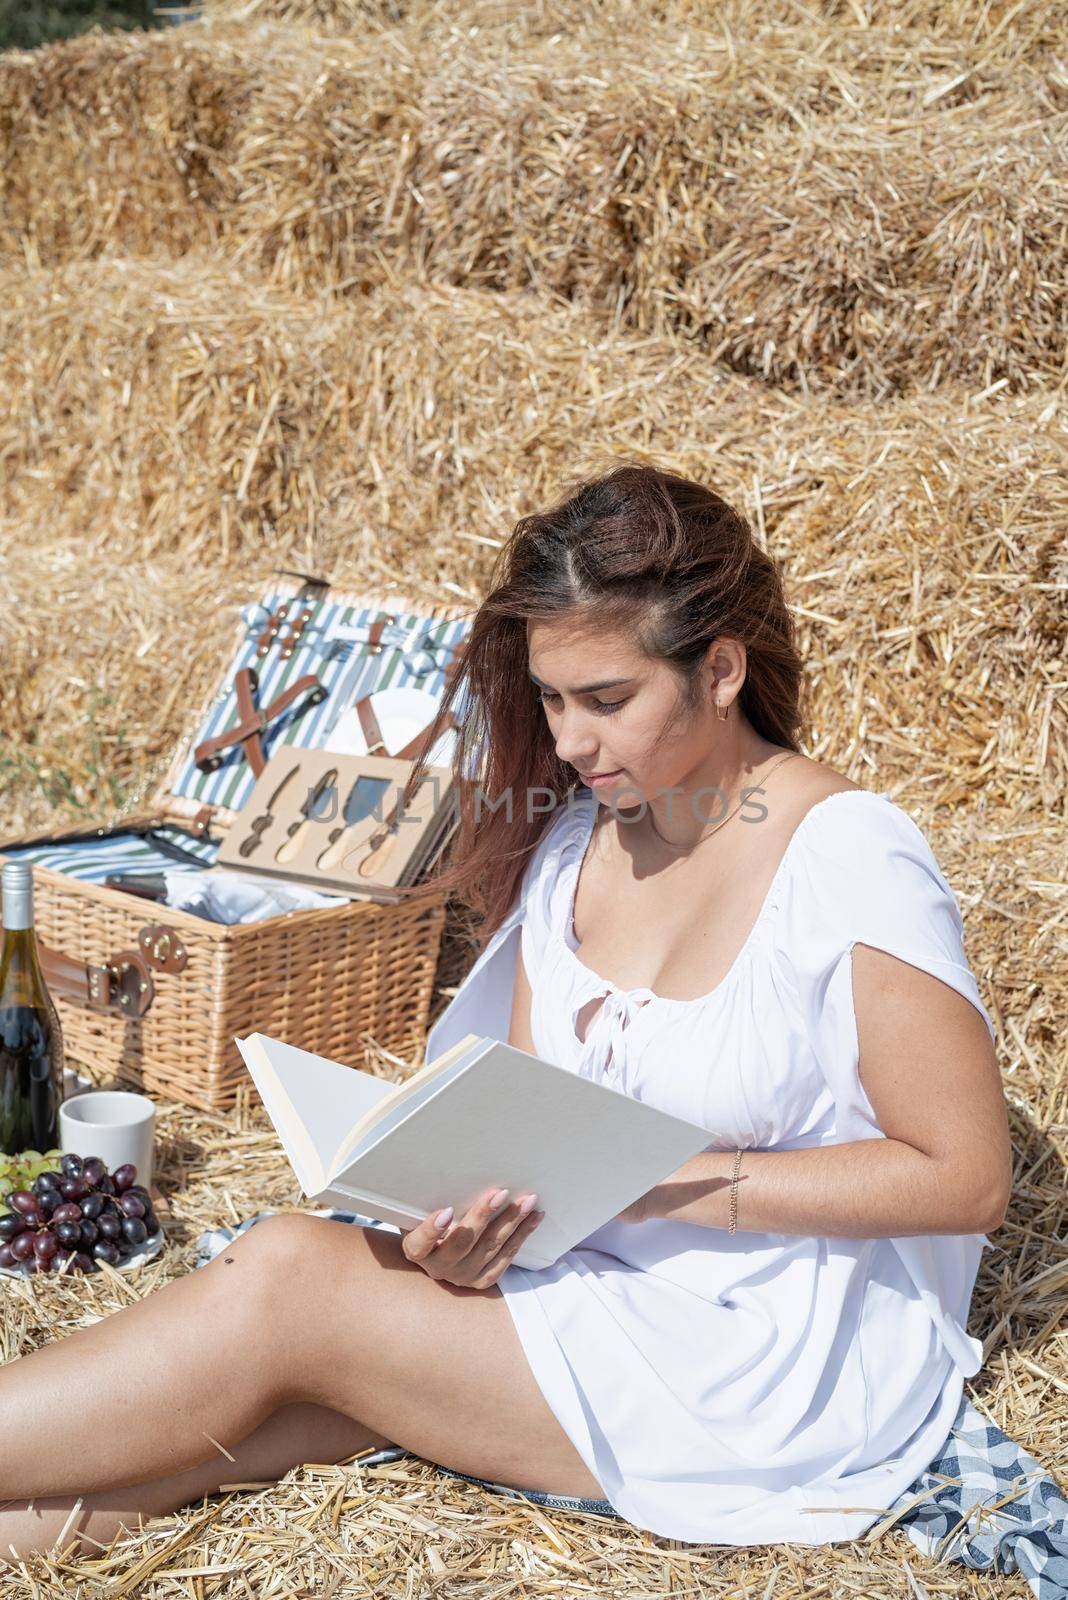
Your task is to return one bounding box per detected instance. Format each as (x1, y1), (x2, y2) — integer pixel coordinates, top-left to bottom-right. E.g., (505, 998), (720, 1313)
(442, 637), (468, 687)
(349, 698), (461, 765)
(193, 666), (325, 776)
(367, 616), (393, 653)
(347, 700), (461, 764)
(190, 806), (216, 837)
(279, 604), (316, 660)
(39, 941), (155, 1019)
(347, 711), (462, 861)
(233, 666), (269, 777)
(194, 616), (463, 774)
(355, 697), (388, 756)
(394, 710), (461, 763)
(255, 602), (290, 659)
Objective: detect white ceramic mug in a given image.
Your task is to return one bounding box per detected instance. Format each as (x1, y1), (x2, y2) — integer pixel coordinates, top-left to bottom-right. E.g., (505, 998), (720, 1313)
(59, 1091), (156, 1192)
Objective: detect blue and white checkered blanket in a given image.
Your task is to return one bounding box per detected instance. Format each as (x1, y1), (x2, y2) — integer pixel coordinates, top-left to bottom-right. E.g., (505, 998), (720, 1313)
(195, 1210), (1068, 1598)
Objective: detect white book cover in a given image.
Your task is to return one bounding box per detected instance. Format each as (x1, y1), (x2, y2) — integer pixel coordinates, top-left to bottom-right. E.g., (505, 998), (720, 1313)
(234, 1031), (718, 1269)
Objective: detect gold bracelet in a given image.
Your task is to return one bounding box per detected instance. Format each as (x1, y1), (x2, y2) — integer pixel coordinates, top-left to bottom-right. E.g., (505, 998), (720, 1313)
(728, 1149), (744, 1235)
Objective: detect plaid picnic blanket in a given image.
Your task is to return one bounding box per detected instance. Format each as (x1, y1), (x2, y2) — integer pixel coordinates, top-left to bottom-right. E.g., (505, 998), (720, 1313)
(195, 1210), (1068, 1598)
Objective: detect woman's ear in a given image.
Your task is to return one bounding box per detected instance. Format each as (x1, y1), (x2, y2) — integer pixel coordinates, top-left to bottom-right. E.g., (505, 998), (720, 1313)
(703, 635), (747, 708)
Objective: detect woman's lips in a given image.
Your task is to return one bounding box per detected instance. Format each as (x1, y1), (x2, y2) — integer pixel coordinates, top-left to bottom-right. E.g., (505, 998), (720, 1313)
(580, 768), (624, 787)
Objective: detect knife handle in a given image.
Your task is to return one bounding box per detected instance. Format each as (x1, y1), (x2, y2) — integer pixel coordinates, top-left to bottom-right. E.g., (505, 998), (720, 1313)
(104, 872), (169, 903)
(274, 771), (338, 865)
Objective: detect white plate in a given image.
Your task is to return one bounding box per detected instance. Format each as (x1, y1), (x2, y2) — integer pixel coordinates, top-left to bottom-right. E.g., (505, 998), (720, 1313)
(323, 686), (458, 767)
(0, 1224), (165, 1278)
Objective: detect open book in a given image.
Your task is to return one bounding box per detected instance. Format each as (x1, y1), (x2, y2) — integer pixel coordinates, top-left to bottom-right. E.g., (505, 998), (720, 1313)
(234, 1031), (719, 1270)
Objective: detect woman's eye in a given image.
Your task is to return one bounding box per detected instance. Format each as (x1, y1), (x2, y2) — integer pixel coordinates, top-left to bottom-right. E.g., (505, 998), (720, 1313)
(537, 690), (626, 716)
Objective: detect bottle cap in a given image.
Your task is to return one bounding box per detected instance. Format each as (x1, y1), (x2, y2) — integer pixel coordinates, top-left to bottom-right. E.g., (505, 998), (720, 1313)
(2, 861), (34, 929)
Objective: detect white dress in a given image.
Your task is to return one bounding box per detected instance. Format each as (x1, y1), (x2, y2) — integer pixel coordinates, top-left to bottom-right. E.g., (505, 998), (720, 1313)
(423, 787), (996, 1546)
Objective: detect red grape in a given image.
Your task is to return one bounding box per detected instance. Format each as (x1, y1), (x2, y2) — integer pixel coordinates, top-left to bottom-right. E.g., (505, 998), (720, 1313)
(0, 1154), (163, 1275)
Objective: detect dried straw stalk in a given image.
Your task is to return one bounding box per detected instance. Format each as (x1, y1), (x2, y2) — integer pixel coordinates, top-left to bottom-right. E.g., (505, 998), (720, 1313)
(1, 0), (1065, 397)
(1, 260), (1063, 816)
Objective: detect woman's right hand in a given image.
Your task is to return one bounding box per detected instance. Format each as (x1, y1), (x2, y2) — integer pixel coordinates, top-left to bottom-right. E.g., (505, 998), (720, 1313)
(400, 1187), (545, 1289)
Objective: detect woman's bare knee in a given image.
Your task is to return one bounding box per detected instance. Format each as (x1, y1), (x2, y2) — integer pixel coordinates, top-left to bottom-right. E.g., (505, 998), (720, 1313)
(208, 1216), (385, 1390)
(198, 1212), (354, 1293)
(210, 1212), (378, 1280)
(201, 1210), (318, 1266)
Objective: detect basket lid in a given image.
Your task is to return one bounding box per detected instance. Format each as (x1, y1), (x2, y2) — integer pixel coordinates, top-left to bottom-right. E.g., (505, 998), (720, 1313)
(153, 577), (476, 831)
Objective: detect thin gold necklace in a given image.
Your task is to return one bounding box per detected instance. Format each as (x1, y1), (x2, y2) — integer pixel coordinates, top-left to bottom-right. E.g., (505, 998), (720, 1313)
(645, 752), (800, 854)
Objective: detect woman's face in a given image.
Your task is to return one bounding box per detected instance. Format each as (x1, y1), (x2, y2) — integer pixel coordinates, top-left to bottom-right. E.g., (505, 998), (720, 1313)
(526, 616), (741, 807)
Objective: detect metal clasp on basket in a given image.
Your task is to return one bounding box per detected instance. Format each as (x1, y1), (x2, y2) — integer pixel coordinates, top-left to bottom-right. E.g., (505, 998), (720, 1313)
(138, 924), (189, 974)
(94, 951), (155, 1018)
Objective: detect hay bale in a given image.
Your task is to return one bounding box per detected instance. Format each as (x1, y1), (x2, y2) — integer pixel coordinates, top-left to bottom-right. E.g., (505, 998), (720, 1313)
(2, 5), (1064, 397)
(1, 256), (1063, 829)
(198, 0), (1067, 64)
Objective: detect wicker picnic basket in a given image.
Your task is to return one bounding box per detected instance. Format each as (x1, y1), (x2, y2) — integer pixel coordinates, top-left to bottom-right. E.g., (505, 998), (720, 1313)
(0, 577), (473, 1113)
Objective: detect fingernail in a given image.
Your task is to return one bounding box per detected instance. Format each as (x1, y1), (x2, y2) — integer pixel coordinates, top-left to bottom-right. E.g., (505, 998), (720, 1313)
(434, 1207), (453, 1228)
(490, 1188), (510, 1208)
(518, 1193), (539, 1216)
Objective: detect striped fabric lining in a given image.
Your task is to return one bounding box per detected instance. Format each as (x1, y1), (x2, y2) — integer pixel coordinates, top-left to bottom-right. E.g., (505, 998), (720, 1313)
(1, 827), (220, 883)
(166, 592), (474, 815)
(4, 591), (474, 886)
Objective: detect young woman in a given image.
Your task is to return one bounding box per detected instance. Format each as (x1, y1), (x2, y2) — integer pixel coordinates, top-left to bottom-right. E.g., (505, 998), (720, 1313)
(0, 463), (1011, 1562)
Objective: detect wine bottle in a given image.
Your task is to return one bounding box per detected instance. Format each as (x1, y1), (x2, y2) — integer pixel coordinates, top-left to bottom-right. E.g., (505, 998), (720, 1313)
(0, 862), (65, 1156)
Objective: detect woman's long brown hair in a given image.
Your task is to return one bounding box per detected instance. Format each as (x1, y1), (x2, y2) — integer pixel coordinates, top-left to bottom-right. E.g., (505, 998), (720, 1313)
(390, 461), (805, 949)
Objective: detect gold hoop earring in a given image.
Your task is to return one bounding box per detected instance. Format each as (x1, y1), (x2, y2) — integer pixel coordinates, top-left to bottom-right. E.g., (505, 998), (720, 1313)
(716, 699), (729, 722)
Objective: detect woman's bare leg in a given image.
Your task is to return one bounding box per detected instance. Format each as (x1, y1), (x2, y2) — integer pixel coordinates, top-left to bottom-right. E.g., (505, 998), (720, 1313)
(0, 1213), (606, 1558)
(0, 1400), (392, 1567)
